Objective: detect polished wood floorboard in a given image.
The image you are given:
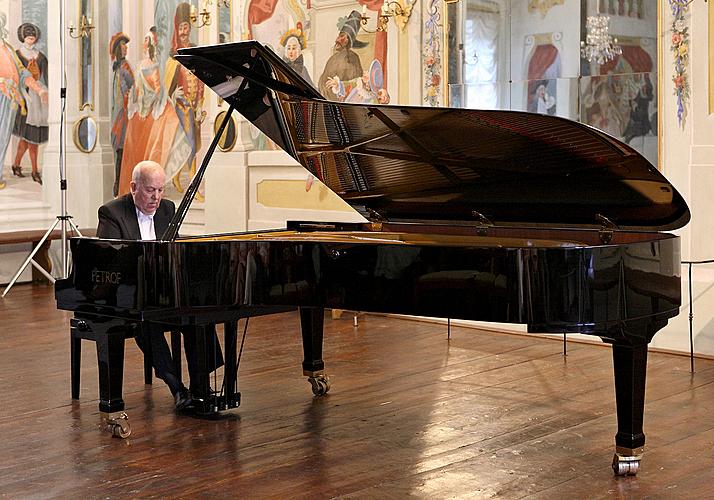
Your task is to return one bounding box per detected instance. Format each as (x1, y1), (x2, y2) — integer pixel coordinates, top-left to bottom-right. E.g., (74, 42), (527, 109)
(1, 284), (714, 498)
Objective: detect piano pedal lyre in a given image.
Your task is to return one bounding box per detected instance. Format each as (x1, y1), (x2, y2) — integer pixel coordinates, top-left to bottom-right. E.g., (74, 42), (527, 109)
(101, 411), (131, 439)
(306, 371), (331, 396)
(611, 446), (643, 476)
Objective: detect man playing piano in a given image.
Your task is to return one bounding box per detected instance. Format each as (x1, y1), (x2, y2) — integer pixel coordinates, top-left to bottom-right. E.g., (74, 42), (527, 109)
(97, 160), (223, 411)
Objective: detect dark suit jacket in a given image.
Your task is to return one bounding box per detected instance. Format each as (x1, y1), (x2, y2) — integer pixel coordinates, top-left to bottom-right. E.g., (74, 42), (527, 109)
(95, 194), (223, 377)
(97, 194), (175, 240)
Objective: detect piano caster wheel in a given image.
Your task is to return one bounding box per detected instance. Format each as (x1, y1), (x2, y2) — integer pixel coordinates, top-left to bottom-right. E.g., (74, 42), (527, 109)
(612, 453), (640, 476)
(102, 411), (131, 439)
(308, 375), (330, 396)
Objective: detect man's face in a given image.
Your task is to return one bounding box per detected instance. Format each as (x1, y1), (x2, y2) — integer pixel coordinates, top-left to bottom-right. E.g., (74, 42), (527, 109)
(334, 32), (349, 50)
(120, 41), (128, 58)
(24, 35), (37, 46)
(285, 37), (300, 62)
(178, 21), (191, 46)
(131, 170), (165, 215)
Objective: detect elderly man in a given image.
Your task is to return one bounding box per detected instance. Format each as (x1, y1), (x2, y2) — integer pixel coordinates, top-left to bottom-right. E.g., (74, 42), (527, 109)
(97, 161), (223, 411)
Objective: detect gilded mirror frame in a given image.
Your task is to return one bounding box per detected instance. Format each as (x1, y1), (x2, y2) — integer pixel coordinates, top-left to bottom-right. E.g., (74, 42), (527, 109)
(78, 0), (94, 111)
(213, 110), (238, 151)
(73, 116), (98, 153)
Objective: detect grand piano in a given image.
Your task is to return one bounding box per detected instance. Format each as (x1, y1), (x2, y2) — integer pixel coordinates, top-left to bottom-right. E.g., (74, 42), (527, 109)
(55, 41), (690, 476)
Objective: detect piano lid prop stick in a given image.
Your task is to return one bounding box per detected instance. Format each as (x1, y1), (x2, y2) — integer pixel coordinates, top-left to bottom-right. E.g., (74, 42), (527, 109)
(162, 101), (238, 241)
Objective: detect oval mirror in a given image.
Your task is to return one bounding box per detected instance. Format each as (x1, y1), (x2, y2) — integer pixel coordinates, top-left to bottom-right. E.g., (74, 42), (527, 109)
(73, 116), (97, 153)
(214, 111), (237, 151)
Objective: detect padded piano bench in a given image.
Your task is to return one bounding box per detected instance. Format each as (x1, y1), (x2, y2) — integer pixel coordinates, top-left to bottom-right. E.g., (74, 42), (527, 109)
(70, 316), (182, 400)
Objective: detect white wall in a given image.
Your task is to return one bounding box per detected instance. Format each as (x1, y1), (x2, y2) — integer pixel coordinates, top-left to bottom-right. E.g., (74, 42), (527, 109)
(659, 0), (714, 356)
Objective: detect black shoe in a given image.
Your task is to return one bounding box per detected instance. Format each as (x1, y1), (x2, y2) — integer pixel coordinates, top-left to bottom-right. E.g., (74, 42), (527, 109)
(174, 387), (194, 411)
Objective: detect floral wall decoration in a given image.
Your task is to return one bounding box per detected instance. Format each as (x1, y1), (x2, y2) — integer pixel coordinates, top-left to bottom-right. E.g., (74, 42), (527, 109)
(669, 0), (690, 127)
(423, 0), (442, 106)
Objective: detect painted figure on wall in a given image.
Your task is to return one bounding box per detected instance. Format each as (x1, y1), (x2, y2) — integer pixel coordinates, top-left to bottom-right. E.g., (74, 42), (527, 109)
(583, 74), (625, 137)
(534, 83), (555, 115)
(622, 73), (653, 143)
(325, 59), (389, 104)
(117, 26), (192, 196)
(0, 13), (47, 191)
(525, 43), (560, 114)
(248, 0), (292, 53)
(164, 2), (205, 196)
(11, 23), (48, 185)
(109, 32), (134, 196)
(318, 10), (367, 100)
(280, 24), (312, 86)
(582, 44), (655, 144)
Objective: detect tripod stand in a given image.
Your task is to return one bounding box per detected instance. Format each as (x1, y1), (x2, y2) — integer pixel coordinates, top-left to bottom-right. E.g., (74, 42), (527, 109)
(2, 0), (79, 298)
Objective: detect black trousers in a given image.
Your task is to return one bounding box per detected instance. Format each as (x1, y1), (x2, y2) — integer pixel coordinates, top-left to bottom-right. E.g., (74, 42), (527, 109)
(134, 323), (224, 395)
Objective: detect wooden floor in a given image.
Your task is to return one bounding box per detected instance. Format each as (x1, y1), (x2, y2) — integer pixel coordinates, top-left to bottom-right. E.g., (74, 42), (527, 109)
(1, 285), (714, 498)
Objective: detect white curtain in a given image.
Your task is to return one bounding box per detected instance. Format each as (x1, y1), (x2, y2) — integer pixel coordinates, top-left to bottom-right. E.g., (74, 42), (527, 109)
(463, 7), (500, 109)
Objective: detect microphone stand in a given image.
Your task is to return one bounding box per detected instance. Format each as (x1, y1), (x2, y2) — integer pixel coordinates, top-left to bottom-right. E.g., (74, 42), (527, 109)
(2, 0), (81, 297)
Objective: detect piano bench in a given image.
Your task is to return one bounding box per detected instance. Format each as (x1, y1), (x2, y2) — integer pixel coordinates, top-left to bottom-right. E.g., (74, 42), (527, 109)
(70, 317), (182, 400)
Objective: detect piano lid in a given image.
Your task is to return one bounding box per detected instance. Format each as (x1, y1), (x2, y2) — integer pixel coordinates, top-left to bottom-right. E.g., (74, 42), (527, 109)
(175, 41), (690, 232)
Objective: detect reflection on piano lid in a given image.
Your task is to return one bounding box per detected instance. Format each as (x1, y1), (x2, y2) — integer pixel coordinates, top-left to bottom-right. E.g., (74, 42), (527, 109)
(174, 41), (689, 233)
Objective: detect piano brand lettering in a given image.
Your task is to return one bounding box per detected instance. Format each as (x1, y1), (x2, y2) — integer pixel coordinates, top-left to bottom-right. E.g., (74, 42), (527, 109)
(91, 269), (121, 284)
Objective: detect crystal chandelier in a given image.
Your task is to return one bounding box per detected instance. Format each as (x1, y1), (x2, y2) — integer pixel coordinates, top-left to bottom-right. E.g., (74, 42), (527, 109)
(580, 15), (622, 65)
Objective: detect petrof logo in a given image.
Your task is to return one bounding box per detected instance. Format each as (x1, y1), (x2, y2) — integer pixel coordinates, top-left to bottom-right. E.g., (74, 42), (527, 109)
(91, 269), (122, 284)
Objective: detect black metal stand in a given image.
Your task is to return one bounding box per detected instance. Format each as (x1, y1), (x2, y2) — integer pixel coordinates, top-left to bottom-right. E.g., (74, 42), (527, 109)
(682, 259), (714, 373)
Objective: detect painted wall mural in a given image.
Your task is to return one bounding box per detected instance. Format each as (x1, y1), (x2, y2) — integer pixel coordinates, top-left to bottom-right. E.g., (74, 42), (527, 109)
(524, 35), (561, 115)
(580, 40), (656, 146)
(0, 1), (48, 194)
(108, 1), (206, 201)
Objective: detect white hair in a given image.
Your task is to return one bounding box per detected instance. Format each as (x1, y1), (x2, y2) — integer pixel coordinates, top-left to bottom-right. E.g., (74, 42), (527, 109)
(131, 160), (163, 185)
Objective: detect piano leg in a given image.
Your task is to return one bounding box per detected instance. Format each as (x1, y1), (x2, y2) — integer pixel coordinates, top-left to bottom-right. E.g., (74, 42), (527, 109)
(95, 325), (131, 439)
(611, 341), (648, 476)
(190, 324), (214, 415)
(223, 321), (239, 409)
(300, 307), (330, 396)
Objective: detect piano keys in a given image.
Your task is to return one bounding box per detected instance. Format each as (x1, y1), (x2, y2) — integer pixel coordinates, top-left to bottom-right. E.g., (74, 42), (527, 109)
(56, 41), (689, 476)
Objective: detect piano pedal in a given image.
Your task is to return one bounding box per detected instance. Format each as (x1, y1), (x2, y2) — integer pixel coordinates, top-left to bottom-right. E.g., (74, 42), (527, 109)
(101, 411), (131, 439)
(193, 391), (241, 415)
(307, 373), (331, 396)
(612, 446), (643, 476)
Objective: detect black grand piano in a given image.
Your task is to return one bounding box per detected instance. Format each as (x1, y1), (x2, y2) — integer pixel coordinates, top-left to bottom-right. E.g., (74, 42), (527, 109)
(56, 41), (690, 476)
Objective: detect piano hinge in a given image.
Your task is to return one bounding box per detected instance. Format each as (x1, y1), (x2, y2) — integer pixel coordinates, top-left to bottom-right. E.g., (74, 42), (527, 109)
(596, 213), (618, 244)
(471, 211), (494, 235)
(366, 208), (387, 223)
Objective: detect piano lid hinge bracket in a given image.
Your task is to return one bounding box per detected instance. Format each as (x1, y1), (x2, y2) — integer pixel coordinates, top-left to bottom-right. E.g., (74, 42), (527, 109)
(599, 229), (614, 245)
(471, 211), (494, 235)
(596, 213), (618, 244)
(366, 208), (388, 223)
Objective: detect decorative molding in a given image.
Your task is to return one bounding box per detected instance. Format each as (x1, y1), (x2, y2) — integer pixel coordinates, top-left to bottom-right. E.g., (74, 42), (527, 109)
(669, 0), (690, 127)
(710, 0), (714, 114)
(422, 0), (442, 107)
(527, 0), (565, 18)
